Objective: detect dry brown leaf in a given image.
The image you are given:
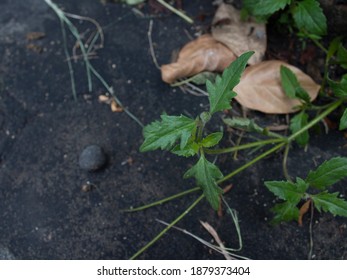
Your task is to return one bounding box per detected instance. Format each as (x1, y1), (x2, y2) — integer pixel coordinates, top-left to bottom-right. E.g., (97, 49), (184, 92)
(234, 61), (320, 114)
(212, 3), (266, 65)
(161, 34), (236, 84)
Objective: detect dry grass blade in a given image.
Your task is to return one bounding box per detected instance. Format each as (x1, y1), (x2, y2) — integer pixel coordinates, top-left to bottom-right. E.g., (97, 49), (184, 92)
(200, 221), (233, 260)
(155, 219), (249, 260)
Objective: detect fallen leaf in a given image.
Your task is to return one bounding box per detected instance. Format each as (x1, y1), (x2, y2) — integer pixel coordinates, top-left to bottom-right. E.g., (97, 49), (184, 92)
(211, 3), (266, 65)
(234, 61), (320, 114)
(161, 34), (236, 84)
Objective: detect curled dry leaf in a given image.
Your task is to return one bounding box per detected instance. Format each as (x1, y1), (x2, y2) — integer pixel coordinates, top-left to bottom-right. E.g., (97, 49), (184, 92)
(212, 3), (266, 65)
(234, 61), (320, 114)
(161, 34), (236, 84)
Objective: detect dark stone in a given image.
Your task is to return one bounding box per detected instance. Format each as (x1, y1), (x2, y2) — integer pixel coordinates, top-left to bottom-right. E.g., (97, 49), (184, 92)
(79, 145), (107, 171)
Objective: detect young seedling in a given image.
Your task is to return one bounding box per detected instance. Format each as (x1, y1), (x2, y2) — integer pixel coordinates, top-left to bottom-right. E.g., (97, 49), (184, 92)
(265, 157), (347, 224)
(140, 51), (255, 210)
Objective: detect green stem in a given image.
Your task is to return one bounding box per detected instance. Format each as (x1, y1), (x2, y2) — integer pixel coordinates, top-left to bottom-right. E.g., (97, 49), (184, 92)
(130, 194), (204, 260)
(288, 100), (342, 142)
(88, 64), (144, 127)
(309, 34), (328, 54)
(218, 142), (287, 184)
(205, 138), (284, 155)
(122, 187), (200, 212)
(156, 0), (194, 24)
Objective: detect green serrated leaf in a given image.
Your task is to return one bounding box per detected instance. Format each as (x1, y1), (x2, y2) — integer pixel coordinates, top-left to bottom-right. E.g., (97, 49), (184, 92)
(201, 132), (223, 148)
(270, 201), (300, 224)
(292, 0), (327, 36)
(223, 117), (264, 134)
(339, 108), (347, 131)
(243, 0), (291, 17)
(140, 115), (196, 152)
(207, 51), (254, 115)
(184, 155), (223, 210)
(311, 192), (347, 217)
(306, 157), (347, 190)
(171, 142), (199, 157)
(328, 75), (347, 98)
(290, 111), (309, 147)
(265, 178), (307, 204)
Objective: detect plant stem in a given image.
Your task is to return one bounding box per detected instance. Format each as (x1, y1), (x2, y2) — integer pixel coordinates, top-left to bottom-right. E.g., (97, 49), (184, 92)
(122, 187), (200, 212)
(129, 194), (204, 260)
(156, 0), (194, 24)
(218, 142), (287, 184)
(88, 64), (144, 127)
(288, 100), (342, 142)
(309, 34), (328, 54)
(205, 138), (284, 155)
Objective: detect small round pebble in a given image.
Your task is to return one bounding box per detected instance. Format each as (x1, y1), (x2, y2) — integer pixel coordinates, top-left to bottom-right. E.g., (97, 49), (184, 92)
(79, 145), (107, 171)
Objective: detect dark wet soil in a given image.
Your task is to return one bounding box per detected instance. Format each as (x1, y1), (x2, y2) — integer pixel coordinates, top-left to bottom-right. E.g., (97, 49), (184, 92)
(0, 0), (346, 260)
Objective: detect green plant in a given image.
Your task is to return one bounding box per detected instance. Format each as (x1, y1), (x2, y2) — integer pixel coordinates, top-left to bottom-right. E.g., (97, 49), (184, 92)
(242, 0), (327, 39)
(265, 157), (347, 225)
(130, 41), (347, 258)
(140, 51), (254, 209)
